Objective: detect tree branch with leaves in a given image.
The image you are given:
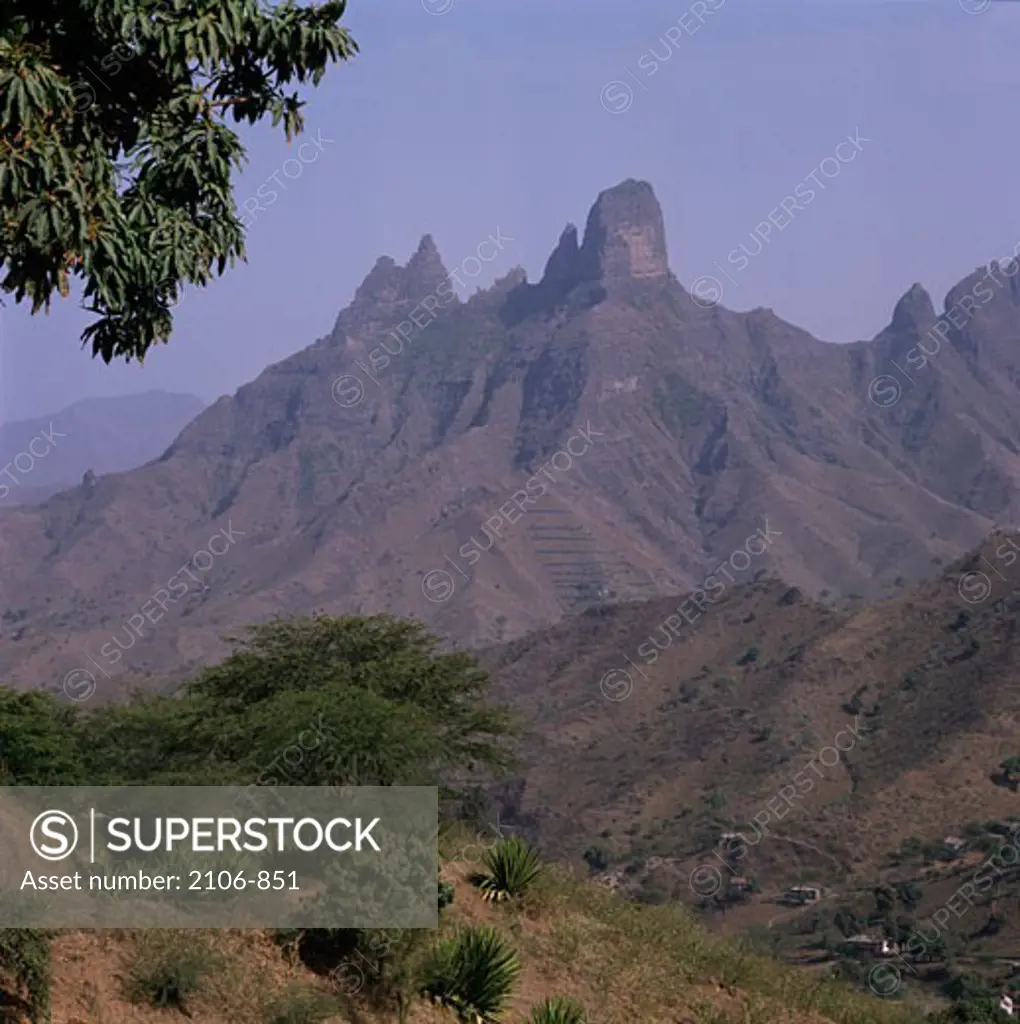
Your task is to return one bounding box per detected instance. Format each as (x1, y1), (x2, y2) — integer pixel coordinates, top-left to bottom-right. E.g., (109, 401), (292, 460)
(0, 0), (356, 362)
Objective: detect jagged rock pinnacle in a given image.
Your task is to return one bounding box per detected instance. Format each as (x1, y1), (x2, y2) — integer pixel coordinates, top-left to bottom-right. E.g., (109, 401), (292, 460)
(890, 283), (936, 334)
(400, 234), (450, 300)
(351, 256), (405, 306)
(578, 179), (669, 282)
(542, 224), (582, 286)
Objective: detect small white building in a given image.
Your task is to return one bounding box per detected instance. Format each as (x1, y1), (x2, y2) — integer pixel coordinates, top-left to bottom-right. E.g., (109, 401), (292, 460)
(784, 885), (822, 904)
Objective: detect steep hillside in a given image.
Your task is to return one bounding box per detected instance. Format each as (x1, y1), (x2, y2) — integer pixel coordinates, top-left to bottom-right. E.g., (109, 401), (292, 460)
(2, 180), (1020, 692)
(475, 532), (1020, 993)
(479, 531), (1020, 870)
(33, 849), (931, 1024)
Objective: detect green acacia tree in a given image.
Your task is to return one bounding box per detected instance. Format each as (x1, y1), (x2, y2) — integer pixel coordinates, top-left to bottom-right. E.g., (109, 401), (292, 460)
(0, 689), (90, 784)
(0, 0), (356, 362)
(81, 613), (519, 792)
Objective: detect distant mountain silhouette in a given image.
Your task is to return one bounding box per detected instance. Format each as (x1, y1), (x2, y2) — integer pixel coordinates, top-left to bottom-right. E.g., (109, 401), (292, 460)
(0, 391), (206, 506)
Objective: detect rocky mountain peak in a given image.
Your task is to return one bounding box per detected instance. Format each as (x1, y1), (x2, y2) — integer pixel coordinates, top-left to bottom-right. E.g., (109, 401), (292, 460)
(500, 181), (669, 322)
(335, 236), (457, 339)
(349, 255), (405, 308)
(346, 236), (452, 309)
(400, 233), (450, 300)
(542, 224), (582, 286)
(890, 283), (936, 334)
(578, 178), (669, 283)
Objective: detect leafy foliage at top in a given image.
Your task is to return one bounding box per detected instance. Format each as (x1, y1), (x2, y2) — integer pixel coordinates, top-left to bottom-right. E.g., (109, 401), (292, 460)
(0, 0), (356, 361)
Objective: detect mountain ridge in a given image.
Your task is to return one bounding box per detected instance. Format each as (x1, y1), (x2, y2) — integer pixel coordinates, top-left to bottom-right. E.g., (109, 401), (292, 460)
(1, 179), (1020, 694)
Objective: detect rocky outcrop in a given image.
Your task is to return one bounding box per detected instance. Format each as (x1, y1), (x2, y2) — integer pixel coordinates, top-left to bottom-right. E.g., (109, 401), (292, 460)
(400, 234), (450, 301)
(577, 178), (669, 283)
(888, 283), (936, 337)
(503, 180), (670, 322)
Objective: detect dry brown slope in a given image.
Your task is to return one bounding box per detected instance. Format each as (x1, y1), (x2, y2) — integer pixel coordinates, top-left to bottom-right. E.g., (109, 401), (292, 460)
(35, 851), (930, 1024)
(480, 531), (1020, 898)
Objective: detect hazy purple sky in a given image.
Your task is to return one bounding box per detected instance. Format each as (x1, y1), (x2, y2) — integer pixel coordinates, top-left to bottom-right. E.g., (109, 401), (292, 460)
(2, 0), (1018, 423)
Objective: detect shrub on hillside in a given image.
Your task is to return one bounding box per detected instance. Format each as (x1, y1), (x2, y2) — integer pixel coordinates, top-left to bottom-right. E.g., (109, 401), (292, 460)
(0, 929), (52, 1024)
(261, 984), (341, 1024)
(582, 845), (609, 872)
(943, 972), (993, 1003)
(478, 836), (543, 902)
(439, 873), (456, 910)
(525, 996), (588, 1023)
(419, 925), (520, 1022)
(125, 932), (222, 1010)
(78, 614), (517, 791)
(939, 998), (1011, 1023)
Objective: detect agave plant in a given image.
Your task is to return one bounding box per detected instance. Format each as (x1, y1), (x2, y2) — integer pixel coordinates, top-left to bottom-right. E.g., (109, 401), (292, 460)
(523, 996), (588, 1023)
(419, 925), (521, 1022)
(439, 868), (456, 910)
(477, 836), (543, 902)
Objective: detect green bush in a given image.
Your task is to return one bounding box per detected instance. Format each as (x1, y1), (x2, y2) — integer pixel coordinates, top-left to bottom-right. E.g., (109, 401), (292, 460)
(125, 932), (220, 1010)
(439, 874), (456, 910)
(940, 997), (1007, 1023)
(419, 925), (521, 1022)
(942, 971), (991, 1003)
(582, 845), (609, 873)
(524, 996), (588, 1022)
(895, 881), (923, 911)
(261, 984), (341, 1024)
(0, 929), (52, 1024)
(478, 836), (543, 902)
(900, 837), (924, 858)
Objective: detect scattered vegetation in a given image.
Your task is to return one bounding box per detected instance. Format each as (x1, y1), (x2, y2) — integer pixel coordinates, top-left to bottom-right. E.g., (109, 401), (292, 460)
(0, 614), (516, 1021)
(260, 984), (341, 1024)
(0, 930), (51, 1023)
(1000, 756), (1020, 783)
(0, 610), (971, 1023)
(737, 646), (759, 665)
(125, 931), (222, 1010)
